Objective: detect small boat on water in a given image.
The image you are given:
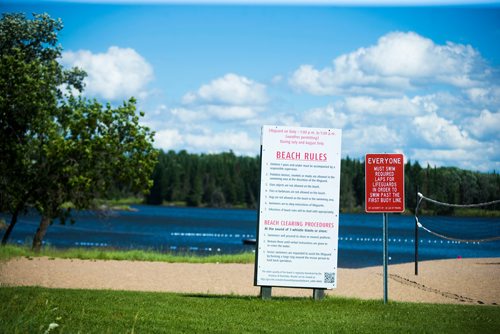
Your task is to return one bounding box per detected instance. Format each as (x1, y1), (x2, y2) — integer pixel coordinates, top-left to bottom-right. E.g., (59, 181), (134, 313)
(242, 238), (256, 245)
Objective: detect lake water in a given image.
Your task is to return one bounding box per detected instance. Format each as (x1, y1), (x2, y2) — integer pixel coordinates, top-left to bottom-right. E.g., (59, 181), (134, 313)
(1, 205), (499, 268)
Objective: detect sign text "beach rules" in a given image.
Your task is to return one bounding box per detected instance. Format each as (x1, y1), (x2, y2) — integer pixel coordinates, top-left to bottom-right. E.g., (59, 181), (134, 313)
(255, 125), (342, 289)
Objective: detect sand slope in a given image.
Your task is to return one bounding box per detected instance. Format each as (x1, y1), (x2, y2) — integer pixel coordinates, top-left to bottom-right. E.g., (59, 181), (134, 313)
(1, 257), (498, 305)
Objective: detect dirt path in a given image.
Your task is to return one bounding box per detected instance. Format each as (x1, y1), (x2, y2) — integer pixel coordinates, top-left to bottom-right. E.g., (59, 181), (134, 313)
(1, 257), (499, 305)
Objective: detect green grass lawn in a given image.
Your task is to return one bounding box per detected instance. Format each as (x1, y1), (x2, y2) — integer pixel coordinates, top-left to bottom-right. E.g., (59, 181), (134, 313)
(0, 287), (498, 333)
(1, 245), (499, 333)
(0, 244), (255, 263)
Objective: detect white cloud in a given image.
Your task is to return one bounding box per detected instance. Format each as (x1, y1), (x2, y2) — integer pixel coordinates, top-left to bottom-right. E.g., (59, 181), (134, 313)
(143, 72), (268, 158)
(169, 105), (263, 123)
(245, 112), (300, 128)
(153, 126), (258, 155)
(301, 104), (348, 128)
(343, 125), (404, 157)
(271, 75), (284, 84)
(176, 73), (268, 123)
(289, 65), (336, 95)
(183, 73), (267, 105)
(204, 105), (260, 120)
(170, 107), (207, 123)
(412, 112), (478, 149)
(465, 86), (500, 107)
(290, 31), (488, 96)
(411, 148), (500, 172)
(465, 109), (500, 140)
(411, 95), (439, 114)
(360, 32), (481, 83)
(285, 30), (499, 170)
(144, 30), (499, 171)
(342, 96), (421, 116)
(62, 46), (154, 101)
(153, 104), (167, 116)
(154, 129), (183, 150)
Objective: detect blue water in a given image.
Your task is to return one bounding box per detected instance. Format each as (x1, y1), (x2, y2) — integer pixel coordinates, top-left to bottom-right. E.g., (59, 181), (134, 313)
(1, 206), (499, 268)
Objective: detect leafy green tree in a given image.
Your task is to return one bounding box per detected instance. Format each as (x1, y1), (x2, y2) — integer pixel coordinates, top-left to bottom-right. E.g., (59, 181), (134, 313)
(0, 13), (157, 250)
(30, 97), (157, 251)
(0, 12), (83, 245)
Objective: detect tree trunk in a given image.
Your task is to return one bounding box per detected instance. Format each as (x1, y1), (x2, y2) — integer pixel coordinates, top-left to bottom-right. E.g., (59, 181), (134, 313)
(32, 216), (51, 252)
(1, 208), (20, 246)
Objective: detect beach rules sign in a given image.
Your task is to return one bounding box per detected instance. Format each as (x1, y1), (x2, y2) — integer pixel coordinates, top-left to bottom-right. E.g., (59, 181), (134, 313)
(255, 125), (342, 289)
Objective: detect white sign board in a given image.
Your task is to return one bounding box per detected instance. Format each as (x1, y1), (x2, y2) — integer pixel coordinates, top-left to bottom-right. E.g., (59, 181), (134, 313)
(255, 125), (342, 289)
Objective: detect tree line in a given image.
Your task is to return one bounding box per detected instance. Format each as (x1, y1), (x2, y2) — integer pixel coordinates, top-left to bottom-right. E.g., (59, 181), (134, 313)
(146, 150), (260, 208)
(147, 150), (500, 214)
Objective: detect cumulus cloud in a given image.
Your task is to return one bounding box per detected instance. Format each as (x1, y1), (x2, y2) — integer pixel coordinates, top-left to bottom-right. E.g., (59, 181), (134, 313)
(153, 126), (258, 155)
(183, 73), (267, 105)
(411, 148), (500, 172)
(154, 129), (183, 149)
(298, 90), (497, 170)
(465, 109), (500, 140)
(412, 112), (478, 149)
(145, 30), (499, 171)
(301, 104), (349, 128)
(290, 31), (489, 96)
(204, 105), (261, 121)
(176, 73), (269, 122)
(465, 86), (500, 107)
(168, 107), (206, 123)
(289, 65), (336, 95)
(341, 96), (421, 116)
(271, 75), (284, 84)
(284, 30), (500, 170)
(169, 105), (263, 123)
(141, 72), (269, 157)
(359, 32), (481, 82)
(343, 125), (404, 156)
(62, 46), (154, 101)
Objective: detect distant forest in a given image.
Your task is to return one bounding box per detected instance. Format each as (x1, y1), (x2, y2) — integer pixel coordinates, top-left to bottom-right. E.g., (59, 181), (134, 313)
(145, 150), (500, 214)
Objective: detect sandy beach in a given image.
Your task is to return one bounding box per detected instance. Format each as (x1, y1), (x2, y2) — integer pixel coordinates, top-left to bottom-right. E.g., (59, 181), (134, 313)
(1, 257), (499, 305)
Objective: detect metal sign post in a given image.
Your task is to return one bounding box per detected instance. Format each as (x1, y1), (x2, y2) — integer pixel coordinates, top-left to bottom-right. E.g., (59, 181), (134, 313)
(365, 153), (405, 304)
(414, 187), (420, 276)
(383, 212), (389, 304)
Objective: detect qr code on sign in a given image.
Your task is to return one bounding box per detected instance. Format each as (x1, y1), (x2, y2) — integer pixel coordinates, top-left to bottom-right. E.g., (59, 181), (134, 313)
(324, 272), (335, 284)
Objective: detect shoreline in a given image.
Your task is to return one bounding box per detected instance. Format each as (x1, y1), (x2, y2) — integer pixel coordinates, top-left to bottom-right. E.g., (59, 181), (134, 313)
(87, 200), (500, 217)
(1, 256), (498, 305)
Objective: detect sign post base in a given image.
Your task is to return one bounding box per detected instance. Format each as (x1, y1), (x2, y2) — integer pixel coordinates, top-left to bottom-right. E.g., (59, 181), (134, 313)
(313, 288), (325, 300)
(260, 286), (272, 300)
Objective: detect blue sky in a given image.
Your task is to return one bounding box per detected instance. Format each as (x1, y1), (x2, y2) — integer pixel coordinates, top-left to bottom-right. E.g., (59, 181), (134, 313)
(2, 1), (500, 171)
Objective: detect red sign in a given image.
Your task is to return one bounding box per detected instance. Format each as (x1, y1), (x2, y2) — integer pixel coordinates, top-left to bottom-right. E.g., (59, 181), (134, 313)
(365, 153), (405, 213)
